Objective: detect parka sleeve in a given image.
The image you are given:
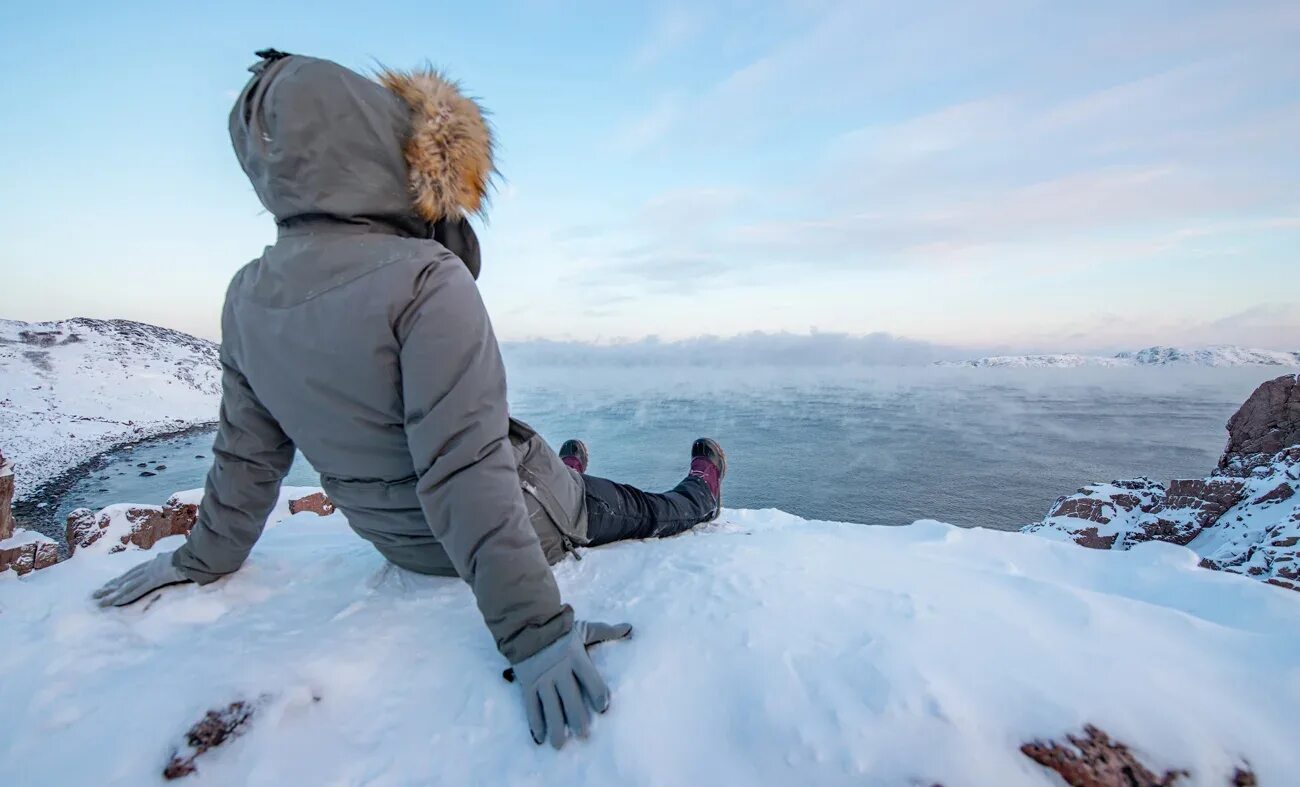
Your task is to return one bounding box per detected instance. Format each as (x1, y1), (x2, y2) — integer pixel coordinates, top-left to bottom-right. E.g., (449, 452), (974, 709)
(171, 355), (296, 583)
(396, 255), (573, 664)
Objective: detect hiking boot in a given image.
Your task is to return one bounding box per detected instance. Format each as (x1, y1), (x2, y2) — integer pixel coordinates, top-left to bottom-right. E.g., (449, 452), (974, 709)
(689, 438), (726, 520)
(559, 439), (588, 474)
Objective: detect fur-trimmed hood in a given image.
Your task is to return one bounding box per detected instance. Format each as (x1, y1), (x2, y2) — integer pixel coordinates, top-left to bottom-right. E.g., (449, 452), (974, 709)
(229, 51), (495, 234)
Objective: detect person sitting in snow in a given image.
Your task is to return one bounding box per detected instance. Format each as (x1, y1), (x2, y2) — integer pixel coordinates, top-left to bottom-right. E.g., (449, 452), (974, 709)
(92, 50), (727, 750)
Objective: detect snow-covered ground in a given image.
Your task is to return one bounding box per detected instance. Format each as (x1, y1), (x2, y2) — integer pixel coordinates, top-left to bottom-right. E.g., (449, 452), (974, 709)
(940, 345), (1300, 368)
(3, 503), (1297, 786)
(0, 318), (220, 499)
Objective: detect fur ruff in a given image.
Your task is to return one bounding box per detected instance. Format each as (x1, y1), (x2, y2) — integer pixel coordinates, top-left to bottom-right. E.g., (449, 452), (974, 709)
(378, 67), (496, 221)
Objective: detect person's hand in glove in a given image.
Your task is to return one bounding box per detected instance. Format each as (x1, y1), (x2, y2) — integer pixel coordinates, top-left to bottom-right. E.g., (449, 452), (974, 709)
(513, 620), (632, 749)
(92, 550), (192, 607)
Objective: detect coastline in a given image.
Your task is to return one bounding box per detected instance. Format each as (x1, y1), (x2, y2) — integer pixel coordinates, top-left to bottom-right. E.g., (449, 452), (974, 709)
(11, 420), (218, 544)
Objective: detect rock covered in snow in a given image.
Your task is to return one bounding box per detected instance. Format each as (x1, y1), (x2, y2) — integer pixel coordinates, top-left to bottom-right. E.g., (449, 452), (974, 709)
(0, 452), (61, 575)
(65, 498), (198, 556)
(0, 317), (221, 499)
(0, 528), (60, 575)
(63, 487), (338, 559)
(1220, 373), (1300, 474)
(1026, 374), (1300, 591)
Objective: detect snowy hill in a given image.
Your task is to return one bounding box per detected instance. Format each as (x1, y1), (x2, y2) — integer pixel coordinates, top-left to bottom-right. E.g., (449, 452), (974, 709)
(940, 345), (1300, 368)
(2, 503), (1296, 785)
(0, 318), (220, 499)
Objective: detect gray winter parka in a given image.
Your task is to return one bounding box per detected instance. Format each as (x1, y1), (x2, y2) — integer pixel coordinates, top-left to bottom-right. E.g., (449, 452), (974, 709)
(170, 53), (587, 664)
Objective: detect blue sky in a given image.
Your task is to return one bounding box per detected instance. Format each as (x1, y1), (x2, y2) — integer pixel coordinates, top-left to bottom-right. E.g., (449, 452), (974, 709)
(1, 0), (1297, 352)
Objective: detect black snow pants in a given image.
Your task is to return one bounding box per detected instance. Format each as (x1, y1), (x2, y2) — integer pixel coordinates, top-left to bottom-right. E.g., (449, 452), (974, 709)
(581, 474), (717, 546)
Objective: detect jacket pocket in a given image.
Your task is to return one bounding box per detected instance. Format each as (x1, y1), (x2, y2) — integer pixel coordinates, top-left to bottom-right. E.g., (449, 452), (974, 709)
(509, 418), (588, 550)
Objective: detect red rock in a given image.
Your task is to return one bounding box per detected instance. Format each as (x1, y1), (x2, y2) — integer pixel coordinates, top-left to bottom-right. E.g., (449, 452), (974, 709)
(0, 535), (60, 576)
(65, 507), (101, 551)
(125, 499), (195, 548)
(288, 492), (335, 516)
(1220, 373), (1300, 474)
(1160, 479), (1245, 517)
(0, 542), (21, 574)
(1048, 496), (1112, 525)
(1253, 482), (1294, 505)
(1072, 527), (1118, 549)
(66, 497), (200, 557)
(1021, 725), (1187, 787)
(0, 448), (15, 541)
(163, 699), (264, 780)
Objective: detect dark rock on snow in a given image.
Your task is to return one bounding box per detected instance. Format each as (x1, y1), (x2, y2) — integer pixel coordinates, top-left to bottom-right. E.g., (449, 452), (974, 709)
(1021, 725), (1187, 786)
(163, 698), (268, 780)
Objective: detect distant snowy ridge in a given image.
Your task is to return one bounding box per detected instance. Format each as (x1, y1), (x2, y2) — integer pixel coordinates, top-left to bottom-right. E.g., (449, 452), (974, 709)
(939, 345), (1300, 368)
(0, 318), (220, 499)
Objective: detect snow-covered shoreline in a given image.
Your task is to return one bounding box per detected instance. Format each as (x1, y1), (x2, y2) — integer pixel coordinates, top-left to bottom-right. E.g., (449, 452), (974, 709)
(0, 318), (221, 500)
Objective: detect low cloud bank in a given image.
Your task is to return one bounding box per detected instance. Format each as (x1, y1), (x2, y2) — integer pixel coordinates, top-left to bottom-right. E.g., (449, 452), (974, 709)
(501, 332), (974, 367)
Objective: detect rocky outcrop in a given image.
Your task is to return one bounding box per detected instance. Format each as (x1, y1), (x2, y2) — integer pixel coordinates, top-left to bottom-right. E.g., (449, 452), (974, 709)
(66, 493), (199, 556)
(1220, 373), (1300, 474)
(0, 448), (14, 540)
(0, 452), (63, 575)
(1026, 374), (1300, 591)
(64, 489), (337, 561)
(0, 530), (60, 575)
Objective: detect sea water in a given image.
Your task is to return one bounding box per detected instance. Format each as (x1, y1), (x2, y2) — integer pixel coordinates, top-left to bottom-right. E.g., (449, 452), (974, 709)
(41, 366), (1274, 541)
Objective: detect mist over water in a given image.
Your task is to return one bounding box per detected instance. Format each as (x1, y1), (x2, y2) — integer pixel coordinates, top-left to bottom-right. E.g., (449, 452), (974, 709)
(44, 366), (1275, 541)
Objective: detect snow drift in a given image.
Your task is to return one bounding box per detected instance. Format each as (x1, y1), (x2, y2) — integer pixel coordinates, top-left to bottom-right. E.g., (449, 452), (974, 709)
(0, 318), (219, 499)
(2, 501), (1297, 785)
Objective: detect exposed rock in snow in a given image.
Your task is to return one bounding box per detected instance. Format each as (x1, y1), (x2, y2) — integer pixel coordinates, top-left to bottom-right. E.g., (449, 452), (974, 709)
(0, 527), (59, 575)
(63, 487), (335, 562)
(0, 448), (14, 540)
(1025, 374), (1300, 591)
(65, 498), (198, 556)
(287, 491), (335, 516)
(1, 450), (55, 573)
(163, 697), (271, 780)
(1021, 726), (1189, 787)
(940, 346), (1300, 369)
(0, 487), (332, 576)
(0, 317), (220, 500)
(2, 509), (1296, 785)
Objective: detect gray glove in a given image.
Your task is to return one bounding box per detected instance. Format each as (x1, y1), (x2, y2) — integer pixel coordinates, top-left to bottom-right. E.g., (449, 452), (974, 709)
(93, 550), (191, 607)
(513, 620), (632, 749)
